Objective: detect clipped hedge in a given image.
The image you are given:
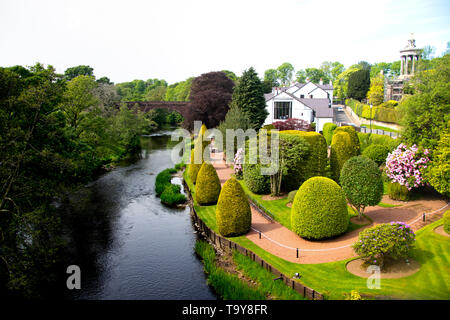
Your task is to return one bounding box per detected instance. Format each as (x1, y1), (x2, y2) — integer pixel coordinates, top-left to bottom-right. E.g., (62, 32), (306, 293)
(362, 144), (390, 166)
(323, 123), (337, 145)
(291, 177), (348, 240)
(243, 162), (271, 195)
(333, 126), (360, 156)
(188, 149), (202, 184)
(357, 132), (400, 153)
(330, 131), (353, 182)
(189, 124), (210, 184)
(280, 130), (327, 189)
(346, 98), (400, 124)
(195, 162), (221, 205)
(388, 182), (409, 201)
(444, 211), (450, 234)
(216, 178), (251, 237)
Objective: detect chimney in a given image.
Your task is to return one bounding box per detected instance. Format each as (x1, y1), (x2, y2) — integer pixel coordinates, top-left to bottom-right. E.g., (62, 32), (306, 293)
(319, 78), (323, 85)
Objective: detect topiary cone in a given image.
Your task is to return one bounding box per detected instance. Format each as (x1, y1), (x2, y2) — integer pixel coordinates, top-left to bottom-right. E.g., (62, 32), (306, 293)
(216, 178), (251, 237)
(195, 162), (221, 205)
(291, 176), (348, 240)
(188, 149), (202, 184)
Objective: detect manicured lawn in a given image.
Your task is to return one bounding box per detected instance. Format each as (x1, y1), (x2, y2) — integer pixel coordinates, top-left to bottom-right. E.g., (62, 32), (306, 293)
(185, 172), (450, 300)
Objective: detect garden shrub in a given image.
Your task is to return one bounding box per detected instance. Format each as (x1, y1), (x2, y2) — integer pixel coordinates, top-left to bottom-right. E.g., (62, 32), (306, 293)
(369, 134), (399, 152)
(161, 184), (187, 206)
(444, 211), (450, 234)
(272, 118), (312, 131)
(216, 178), (251, 237)
(280, 130), (327, 189)
(287, 190), (297, 203)
(291, 176), (348, 240)
(362, 144), (390, 166)
(352, 222), (416, 267)
(243, 162), (271, 194)
(323, 122), (337, 145)
(340, 156), (383, 219)
(188, 149), (202, 184)
(388, 182), (409, 201)
(330, 131), (353, 182)
(426, 132), (450, 197)
(195, 163), (221, 205)
(333, 126), (360, 155)
(357, 132), (372, 152)
(346, 98), (399, 124)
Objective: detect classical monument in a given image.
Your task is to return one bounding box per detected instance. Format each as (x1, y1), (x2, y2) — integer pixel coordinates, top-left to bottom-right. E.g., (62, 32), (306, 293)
(384, 34), (422, 101)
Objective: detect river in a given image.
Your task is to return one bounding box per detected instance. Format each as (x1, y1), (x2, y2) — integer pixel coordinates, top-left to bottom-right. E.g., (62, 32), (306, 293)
(63, 130), (215, 300)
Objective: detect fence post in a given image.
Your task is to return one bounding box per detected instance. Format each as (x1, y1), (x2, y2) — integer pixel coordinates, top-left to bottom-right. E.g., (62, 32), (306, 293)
(259, 231), (261, 239)
(423, 213), (426, 222)
(296, 248), (299, 258)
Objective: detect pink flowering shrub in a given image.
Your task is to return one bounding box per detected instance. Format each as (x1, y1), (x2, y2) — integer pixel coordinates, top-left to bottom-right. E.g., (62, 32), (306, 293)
(353, 222), (416, 267)
(385, 143), (430, 190)
(233, 148), (244, 179)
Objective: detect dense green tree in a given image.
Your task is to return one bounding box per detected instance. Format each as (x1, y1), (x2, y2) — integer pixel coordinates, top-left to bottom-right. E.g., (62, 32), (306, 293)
(347, 68), (371, 101)
(295, 69), (306, 83)
(426, 131), (450, 197)
(367, 73), (384, 106)
(217, 104), (251, 155)
(64, 65), (94, 81)
(264, 68), (279, 88)
(96, 76), (112, 84)
(333, 65), (361, 100)
(230, 67), (268, 130)
(399, 54), (450, 149)
(305, 68), (329, 84)
(277, 62), (294, 86)
(221, 70), (238, 82)
(319, 61), (344, 82)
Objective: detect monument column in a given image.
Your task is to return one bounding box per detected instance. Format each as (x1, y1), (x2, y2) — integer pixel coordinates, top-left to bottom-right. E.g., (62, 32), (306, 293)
(405, 55), (409, 75)
(400, 55), (404, 75)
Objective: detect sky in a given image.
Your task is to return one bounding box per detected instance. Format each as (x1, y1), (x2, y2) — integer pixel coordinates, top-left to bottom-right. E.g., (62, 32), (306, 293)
(1, 0), (449, 84)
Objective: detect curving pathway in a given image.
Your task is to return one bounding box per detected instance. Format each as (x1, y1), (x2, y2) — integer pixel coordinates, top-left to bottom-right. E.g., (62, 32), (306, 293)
(210, 152), (448, 264)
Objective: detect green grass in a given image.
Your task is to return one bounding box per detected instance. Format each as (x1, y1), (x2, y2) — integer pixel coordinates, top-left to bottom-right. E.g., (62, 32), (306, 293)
(377, 202), (401, 208)
(361, 124), (400, 133)
(185, 174), (450, 300)
(232, 250), (306, 300)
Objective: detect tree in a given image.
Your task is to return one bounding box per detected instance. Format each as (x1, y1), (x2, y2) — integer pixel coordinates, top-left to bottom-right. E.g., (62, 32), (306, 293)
(366, 73), (384, 106)
(347, 68), (370, 101)
(221, 70), (238, 82)
(96, 76), (112, 85)
(60, 75), (98, 129)
(230, 67), (268, 130)
(295, 69), (306, 83)
(333, 65), (361, 100)
(195, 163), (221, 205)
(184, 71), (234, 131)
(305, 68), (328, 84)
(277, 62), (294, 86)
(426, 131), (450, 197)
(64, 65), (94, 81)
(264, 68), (279, 88)
(320, 61), (344, 82)
(399, 54), (450, 150)
(340, 156), (383, 220)
(217, 104), (252, 154)
(267, 133), (310, 196)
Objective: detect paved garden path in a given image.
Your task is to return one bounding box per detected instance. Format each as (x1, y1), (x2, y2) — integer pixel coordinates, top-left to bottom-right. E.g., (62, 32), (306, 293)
(210, 151), (448, 264)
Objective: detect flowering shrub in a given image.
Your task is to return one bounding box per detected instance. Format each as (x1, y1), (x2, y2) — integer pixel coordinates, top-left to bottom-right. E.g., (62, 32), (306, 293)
(353, 222), (416, 267)
(233, 148), (244, 179)
(385, 143), (430, 190)
(272, 118), (312, 131)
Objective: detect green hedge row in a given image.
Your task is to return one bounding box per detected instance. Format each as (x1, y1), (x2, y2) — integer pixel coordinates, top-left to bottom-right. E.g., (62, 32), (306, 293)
(345, 98), (400, 124)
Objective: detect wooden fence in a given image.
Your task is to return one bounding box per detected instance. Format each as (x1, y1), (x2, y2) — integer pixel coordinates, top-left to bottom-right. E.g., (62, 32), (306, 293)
(183, 179), (324, 300)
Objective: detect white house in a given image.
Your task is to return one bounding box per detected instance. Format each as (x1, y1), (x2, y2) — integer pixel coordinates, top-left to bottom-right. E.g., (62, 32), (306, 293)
(263, 80), (334, 133)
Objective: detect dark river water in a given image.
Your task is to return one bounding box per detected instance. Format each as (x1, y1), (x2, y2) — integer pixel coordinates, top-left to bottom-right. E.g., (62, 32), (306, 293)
(63, 131), (216, 300)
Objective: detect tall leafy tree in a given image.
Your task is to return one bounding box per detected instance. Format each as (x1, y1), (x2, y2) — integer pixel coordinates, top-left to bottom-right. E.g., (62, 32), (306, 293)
(399, 54), (450, 150)
(367, 73), (384, 106)
(264, 68), (279, 88)
(277, 63), (294, 86)
(184, 71), (234, 131)
(231, 67), (268, 130)
(305, 68), (329, 84)
(347, 68), (370, 101)
(295, 69), (306, 83)
(64, 65), (94, 81)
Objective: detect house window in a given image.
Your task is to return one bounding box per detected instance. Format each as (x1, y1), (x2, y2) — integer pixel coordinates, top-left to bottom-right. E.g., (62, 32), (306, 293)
(300, 94), (304, 98)
(274, 101), (292, 120)
(309, 95), (313, 99)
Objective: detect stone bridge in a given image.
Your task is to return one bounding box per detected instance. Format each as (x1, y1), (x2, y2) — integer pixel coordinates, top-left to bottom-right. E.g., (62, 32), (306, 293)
(123, 101), (190, 118)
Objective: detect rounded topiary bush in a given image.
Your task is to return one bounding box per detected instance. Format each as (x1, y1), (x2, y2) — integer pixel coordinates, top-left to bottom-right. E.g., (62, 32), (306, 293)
(195, 162), (221, 205)
(291, 176), (348, 240)
(216, 178), (251, 237)
(243, 162), (270, 194)
(443, 210), (450, 234)
(330, 131), (353, 182)
(340, 156), (383, 219)
(288, 190), (298, 203)
(333, 126), (360, 155)
(362, 144), (390, 166)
